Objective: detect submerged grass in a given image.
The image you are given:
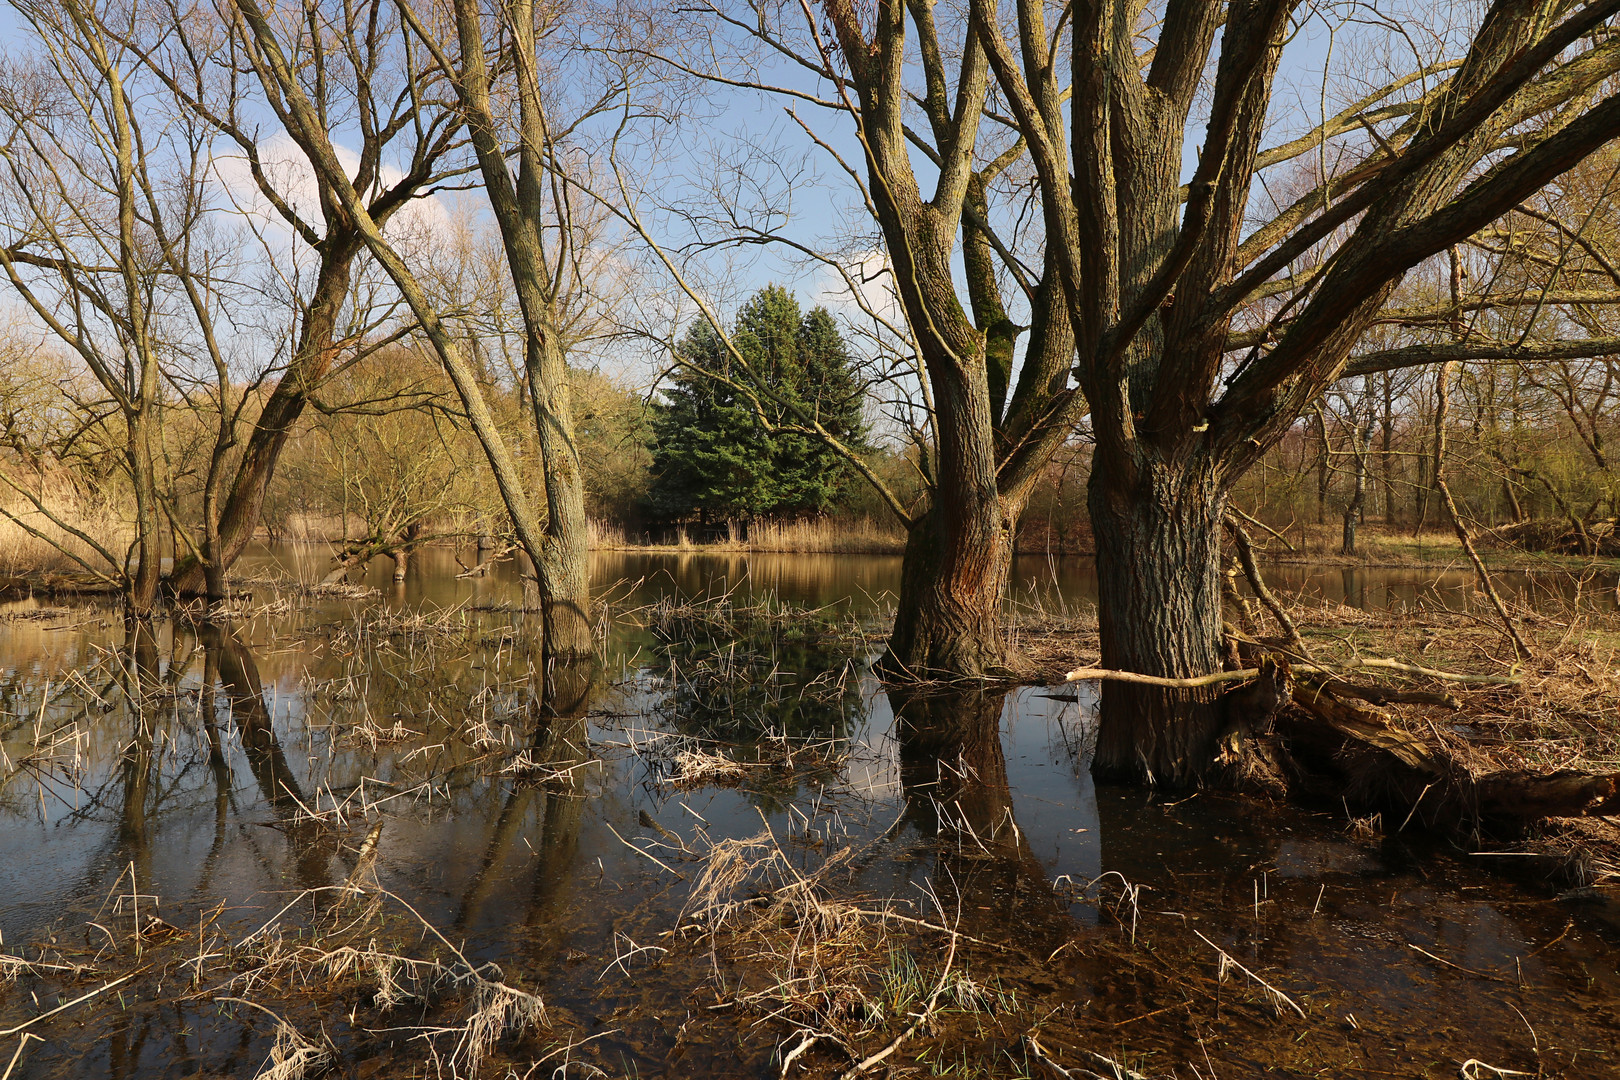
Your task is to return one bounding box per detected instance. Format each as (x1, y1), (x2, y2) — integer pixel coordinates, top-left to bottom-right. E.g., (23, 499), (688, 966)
(3, 584), (1618, 1078)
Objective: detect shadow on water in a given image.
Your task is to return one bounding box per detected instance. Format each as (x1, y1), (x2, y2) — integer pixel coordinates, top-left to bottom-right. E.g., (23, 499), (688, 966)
(0, 551), (1617, 1077)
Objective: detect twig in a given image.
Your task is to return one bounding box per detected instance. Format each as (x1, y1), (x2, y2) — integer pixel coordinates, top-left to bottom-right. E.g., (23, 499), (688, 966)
(0, 1034), (41, 1080)
(0, 972), (139, 1037)
(1407, 943), (1511, 983)
(604, 821), (687, 880)
(1193, 930), (1306, 1019)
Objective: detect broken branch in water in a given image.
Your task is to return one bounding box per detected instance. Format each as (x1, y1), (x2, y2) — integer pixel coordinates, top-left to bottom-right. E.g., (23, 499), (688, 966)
(1193, 930), (1306, 1019)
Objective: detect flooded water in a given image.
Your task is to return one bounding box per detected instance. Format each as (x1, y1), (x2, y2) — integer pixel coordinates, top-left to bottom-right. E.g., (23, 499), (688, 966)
(0, 546), (1617, 1078)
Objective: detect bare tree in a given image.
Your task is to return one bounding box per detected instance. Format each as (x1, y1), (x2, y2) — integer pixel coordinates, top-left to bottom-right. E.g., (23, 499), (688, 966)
(133, 0), (468, 597)
(225, 0), (630, 655)
(0, 0), (205, 611)
(972, 0), (1620, 781)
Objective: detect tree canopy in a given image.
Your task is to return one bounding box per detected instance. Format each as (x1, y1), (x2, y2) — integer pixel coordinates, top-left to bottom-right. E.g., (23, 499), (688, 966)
(649, 286), (869, 522)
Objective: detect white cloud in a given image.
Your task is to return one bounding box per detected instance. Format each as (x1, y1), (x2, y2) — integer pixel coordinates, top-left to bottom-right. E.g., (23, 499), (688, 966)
(209, 131), (451, 254)
(811, 247), (907, 332)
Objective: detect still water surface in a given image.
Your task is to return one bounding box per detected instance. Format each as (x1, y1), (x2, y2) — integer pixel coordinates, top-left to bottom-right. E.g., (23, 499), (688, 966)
(0, 546), (1614, 1077)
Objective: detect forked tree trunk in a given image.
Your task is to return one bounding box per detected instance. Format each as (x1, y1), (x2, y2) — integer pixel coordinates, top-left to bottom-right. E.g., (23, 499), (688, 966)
(170, 251), (356, 597)
(1089, 457), (1227, 786)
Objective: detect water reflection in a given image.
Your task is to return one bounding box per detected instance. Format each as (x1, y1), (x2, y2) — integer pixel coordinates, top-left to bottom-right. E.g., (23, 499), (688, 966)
(1, 555), (1619, 1079)
(457, 656), (597, 946)
(890, 685), (1069, 944)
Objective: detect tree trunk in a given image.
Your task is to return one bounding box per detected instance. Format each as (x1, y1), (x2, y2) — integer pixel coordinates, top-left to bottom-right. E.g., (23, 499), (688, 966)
(170, 250), (356, 596)
(883, 505), (1015, 679)
(1314, 410), (1330, 528)
(127, 403), (162, 614)
(1380, 374), (1398, 526)
(881, 335), (1023, 680)
(531, 335), (592, 659)
(1342, 421), (1370, 555)
(1089, 457), (1227, 786)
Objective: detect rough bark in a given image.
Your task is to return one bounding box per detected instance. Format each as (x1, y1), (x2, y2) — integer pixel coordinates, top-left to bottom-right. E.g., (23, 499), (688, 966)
(883, 499), (1016, 679)
(1089, 455), (1227, 785)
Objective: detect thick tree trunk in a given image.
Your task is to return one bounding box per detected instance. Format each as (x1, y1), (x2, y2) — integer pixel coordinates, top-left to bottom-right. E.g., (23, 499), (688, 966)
(882, 498), (1018, 680)
(882, 346), (1022, 680)
(1089, 457), (1227, 786)
(170, 251), (356, 596)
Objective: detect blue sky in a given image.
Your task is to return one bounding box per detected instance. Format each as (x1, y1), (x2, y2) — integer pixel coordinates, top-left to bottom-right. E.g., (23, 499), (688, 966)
(0, 2), (1445, 393)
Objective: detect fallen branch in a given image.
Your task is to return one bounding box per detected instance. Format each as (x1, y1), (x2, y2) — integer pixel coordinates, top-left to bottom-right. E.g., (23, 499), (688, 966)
(1313, 657), (1521, 686)
(1064, 656), (1516, 690)
(1301, 676), (1461, 710)
(1062, 667), (1260, 689)
(1224, 515), (1305, 652)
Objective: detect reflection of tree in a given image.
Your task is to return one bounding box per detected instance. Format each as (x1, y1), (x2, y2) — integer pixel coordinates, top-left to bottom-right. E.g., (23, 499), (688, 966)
(200, 620), (336, 890)
(890, 685), (1067, 943)
(455, 658), (597, 954)
(649, 605), (863, 741)
(114, 618), (164, 881)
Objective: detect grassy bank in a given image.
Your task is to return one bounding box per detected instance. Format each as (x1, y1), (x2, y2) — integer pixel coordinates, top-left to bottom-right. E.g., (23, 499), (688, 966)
(589, 515), (911, 554)
(1235, 520), (1620, 573)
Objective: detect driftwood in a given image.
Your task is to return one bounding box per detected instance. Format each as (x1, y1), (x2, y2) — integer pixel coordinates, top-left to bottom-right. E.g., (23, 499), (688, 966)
(1271, 684), (1620, 831)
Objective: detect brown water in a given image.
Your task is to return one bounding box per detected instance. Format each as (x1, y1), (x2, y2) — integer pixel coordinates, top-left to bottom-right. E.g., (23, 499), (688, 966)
(0, 546), (1616, 1078)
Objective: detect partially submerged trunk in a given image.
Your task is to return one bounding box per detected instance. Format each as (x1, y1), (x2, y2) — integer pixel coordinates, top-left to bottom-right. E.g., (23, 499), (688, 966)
(883, 502), (1017, 680)
(530, 336), (592, 659)
(881, 341), (1030, 680)
(1268, 680), (1620, 832)
(126, 404), (163, 615)
(1089, 455), (1227, 786)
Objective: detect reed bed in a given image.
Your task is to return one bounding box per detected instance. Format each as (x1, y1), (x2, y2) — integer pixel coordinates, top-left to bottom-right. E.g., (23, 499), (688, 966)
(0, 482), (130, 578)
(591, 515), (908, 554)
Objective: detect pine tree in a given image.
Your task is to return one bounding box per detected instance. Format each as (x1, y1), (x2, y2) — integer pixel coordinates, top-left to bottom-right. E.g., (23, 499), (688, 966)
(649, 286), (868, 522)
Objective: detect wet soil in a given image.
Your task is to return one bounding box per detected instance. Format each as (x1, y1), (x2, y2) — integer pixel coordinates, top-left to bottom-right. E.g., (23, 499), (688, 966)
(0, 547), (1616, 1078)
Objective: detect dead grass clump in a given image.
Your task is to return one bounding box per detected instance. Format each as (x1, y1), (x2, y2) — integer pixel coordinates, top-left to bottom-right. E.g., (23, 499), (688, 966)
(666, 821), (1024, 1075)
(7, 871), (556, 1078)
(670, 746), (748, 785)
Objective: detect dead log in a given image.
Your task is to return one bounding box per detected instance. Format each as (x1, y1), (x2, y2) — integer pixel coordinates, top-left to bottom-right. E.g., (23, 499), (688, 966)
(1299, 675), (1461, 710)
(1268, 685), (1620, 833)
(1475, 770), (1620, 821)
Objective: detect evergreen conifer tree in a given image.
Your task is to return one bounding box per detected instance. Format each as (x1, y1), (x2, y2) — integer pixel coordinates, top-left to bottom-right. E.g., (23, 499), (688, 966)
(650, 286), (868, 523)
